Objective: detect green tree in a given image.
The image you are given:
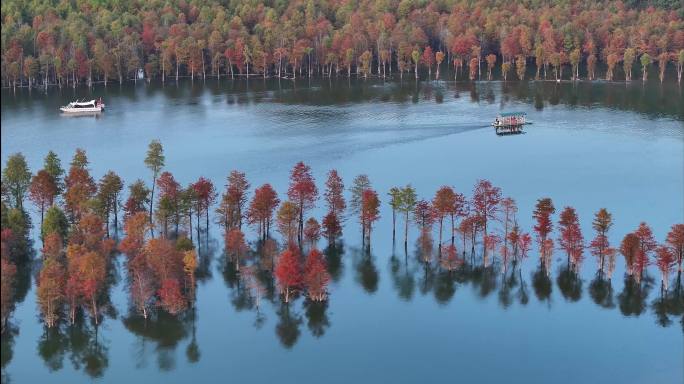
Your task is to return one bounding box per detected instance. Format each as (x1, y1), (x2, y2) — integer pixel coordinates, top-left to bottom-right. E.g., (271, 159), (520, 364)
(623, 48), (636, 81)
(3, 153), (32, 209)
(97, 171), (124, 236)
(42, 205), (69, 242)
(388, 187), (402, 241)
(398, 185), (417, 248)
(44, 151), (64, 194)
(144, 140), (165, 229)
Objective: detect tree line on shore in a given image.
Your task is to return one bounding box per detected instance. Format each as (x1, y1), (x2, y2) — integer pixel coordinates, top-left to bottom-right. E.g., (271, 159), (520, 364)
(2, 0), (684, 91)
(1, 141), (683, 333)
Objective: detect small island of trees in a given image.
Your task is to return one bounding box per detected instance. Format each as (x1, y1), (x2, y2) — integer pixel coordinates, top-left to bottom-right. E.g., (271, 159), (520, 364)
(1, 140), (682, 335)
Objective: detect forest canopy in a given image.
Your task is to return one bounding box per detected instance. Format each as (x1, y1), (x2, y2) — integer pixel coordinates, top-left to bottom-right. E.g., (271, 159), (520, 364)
(1, 0), (683, 87)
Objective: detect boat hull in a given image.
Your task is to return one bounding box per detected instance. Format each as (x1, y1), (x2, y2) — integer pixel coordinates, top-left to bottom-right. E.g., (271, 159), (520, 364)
(60, 106), (104, 113)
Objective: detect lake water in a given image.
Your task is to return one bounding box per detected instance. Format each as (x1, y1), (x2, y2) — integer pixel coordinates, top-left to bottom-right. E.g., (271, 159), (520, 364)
(1, 77), (683, 383)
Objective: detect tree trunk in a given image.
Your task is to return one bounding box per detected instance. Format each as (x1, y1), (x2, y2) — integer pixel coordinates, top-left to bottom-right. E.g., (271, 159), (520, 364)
(149, 173), (156, 236)
(404, 211), (409, 248)
(392, 209), (396, 241)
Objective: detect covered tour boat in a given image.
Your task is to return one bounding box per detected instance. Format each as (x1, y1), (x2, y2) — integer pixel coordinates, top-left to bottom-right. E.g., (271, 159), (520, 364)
(492, 111), (527, 135)
(60, 98), (105, 113)
(492, 111), (526, 128)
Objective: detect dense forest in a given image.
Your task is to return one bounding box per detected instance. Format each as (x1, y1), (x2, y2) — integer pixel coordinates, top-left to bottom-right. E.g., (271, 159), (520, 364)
(2, 0), (684, 89)
(1, 142), (683, 333)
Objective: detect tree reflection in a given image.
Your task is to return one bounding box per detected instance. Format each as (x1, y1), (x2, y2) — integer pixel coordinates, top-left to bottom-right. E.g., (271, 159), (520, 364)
(275, 303), (302, 349)
(1, 323), (18, 383)
(389, 251), (416, 301)
(122, 310), (193, 371)
(651, 274), (684, 329)
(353, 247), (379, 294)
(618, 274), (654, 317)
(304, 299), (330, 338)
(589, 274), (615, 309)
(434, 270), (457, 304)
(557, 264), (582, 302)
(324, 241), (345, 283)
(470, 265), (498, 299)
(532, 265), (553, 303)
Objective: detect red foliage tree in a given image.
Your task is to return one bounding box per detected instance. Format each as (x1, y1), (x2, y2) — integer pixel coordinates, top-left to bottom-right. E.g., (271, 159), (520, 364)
(304, 218), (320, 249)
(324, 169), (346, 218)
(192, 176), (216, 234)
(37, 246), (65, 328)
(620, 233), (640, 277)
(247, 183), (279, 241)
(533, 197), (555, 258)
(558, 207), (584, 271)
(218, 170), (250, 230)
(287, 162), (318, 246)
(440, 244), (462, 271)
(304, 249), (330, 301)
(0, 257), (17, 332)
(322, 211), (342, 243)
(655, 246), (675, 291)
(519, 233), (532, 259)
(666, 224), (684, 273)
(632, 222), (656, 279)
(410, 199), (431, 232)
(472, 179), (501, 246)
(590, 208), (613, 274)
(158, 278), (187, 315)
(432, 186), (456, 248)
(361, 189), (380, 246)
(484, 234), (501, 267)
(119, 212), (150, 260)
(29, 169), (59, 227)
(275, 248), (303, 303)
(64, 165), (97, 223)
(225, 228), (248, 269)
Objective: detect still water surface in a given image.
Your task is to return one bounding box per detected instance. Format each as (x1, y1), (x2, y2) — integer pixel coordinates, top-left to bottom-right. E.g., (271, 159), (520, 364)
(1, 77), (683, 383)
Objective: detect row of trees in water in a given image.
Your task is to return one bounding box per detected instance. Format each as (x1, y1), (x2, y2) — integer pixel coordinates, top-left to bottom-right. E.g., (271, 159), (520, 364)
(1, 141), (683, 334)
(2, 0), (684, 90)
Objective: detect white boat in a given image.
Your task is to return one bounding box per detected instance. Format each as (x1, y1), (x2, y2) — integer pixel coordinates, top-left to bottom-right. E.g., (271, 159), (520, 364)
(60, 98), (105, 113)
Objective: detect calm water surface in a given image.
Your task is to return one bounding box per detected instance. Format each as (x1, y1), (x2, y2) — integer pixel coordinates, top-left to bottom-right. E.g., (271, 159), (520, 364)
(1, 77), (683, 383)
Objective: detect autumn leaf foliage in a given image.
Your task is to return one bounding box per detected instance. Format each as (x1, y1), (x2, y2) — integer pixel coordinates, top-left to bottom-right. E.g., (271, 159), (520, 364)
(275, 248), (303, 303)
(304, 249), (330, 302)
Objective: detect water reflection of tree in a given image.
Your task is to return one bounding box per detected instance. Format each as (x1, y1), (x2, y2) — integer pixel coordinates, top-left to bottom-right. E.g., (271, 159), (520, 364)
(434, 270), (457, 304)
(36, 319), (109, 378)
(1, 323), (18, 382)
(194, 236), (218, 282)
(617, 274), (654, 317)
(499, 267), (529, 308)
(532, 266), (553, 304)
(352, 247), (379, 294)
(275, 303), (302, 349)
(122, 310), (193, 371)
(304, 299), (330, 338)
(557, 264), (582, 302)
(389, 251), (416, 301)
(470, 265), (498, 299)
(650, 274), (684, 330)
(324, 241), (345, 283)
(589, 274), (615, 309)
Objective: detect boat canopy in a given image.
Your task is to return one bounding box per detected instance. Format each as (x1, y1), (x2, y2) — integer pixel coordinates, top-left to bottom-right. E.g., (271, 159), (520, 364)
(71, 100), (96, 106)
(498, 111), (526, 117)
